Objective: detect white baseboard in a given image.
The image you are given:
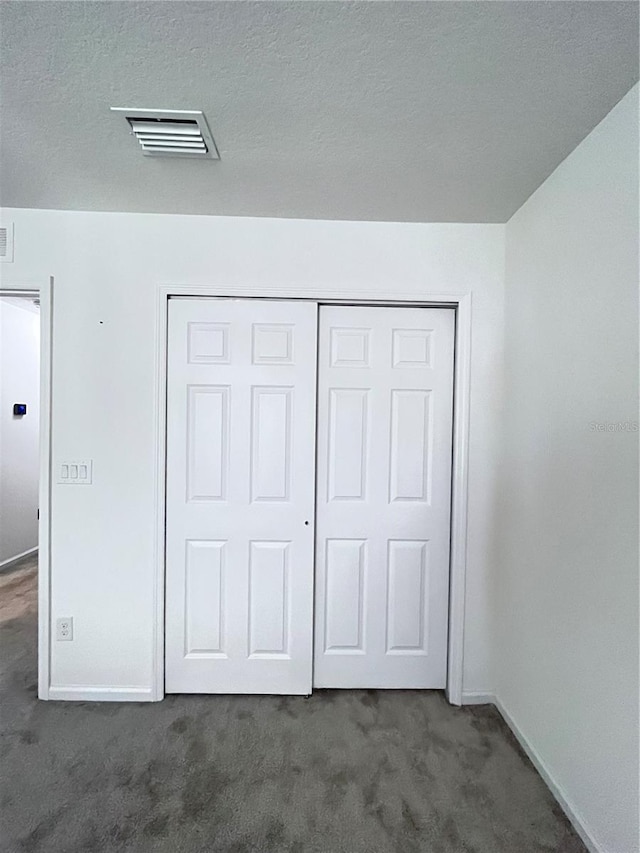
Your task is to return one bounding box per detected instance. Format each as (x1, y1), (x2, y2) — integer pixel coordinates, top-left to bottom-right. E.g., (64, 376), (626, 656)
(493, 696), (602, 853)
(0, 546), (38, 570)
(461, 690), (495, 705)
(460, 691), (603, 851)
(47, 685), (155, 702)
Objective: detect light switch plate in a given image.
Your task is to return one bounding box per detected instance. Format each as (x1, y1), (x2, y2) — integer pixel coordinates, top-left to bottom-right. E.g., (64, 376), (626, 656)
(58, 460), (93, 484)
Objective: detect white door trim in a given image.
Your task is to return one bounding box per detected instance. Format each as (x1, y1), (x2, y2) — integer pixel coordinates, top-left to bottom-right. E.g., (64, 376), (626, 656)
(153, 285), (471, 705)
(0, 279), (54, 701)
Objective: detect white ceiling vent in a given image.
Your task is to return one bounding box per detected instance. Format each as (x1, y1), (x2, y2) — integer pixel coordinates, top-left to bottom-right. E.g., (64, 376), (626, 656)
(110, 108), (219, 159)
(0, 223), (15, 263)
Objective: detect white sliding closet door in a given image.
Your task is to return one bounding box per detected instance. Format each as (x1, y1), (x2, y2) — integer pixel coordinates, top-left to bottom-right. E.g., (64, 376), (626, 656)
(165, 298), (317, 694)
(314, 306), (454, 688)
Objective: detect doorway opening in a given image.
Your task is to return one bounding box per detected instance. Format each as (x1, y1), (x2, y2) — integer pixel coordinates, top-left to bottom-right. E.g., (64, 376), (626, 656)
(0, 283), (52, 700)
(0, 293), (41, 690)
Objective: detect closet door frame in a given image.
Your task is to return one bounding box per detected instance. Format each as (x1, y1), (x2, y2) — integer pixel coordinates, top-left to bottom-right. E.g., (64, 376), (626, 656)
(153, 285), (472, 706)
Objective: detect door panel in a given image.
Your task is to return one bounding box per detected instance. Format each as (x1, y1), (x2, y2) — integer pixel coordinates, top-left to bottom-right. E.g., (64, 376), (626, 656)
(386, 539), (429, 653)
(250, 387), (292, 501)
(186, 385), (229, 501)
(166, 298), (317, 694)
(324, 538), (367, 652)
(185, 540), (225, 656)
(314, 306), (454, 688)
(327, 388), (369, 501)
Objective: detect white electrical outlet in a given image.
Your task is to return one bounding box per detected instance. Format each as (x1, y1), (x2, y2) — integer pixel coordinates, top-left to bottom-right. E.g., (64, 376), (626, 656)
(56, 617), (73, 641)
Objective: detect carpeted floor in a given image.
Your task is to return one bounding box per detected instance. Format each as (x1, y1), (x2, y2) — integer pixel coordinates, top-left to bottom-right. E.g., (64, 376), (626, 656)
(0, 556), (587, 853)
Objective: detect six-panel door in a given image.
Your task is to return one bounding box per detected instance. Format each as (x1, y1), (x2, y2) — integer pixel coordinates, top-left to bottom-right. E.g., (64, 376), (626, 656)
(165, 299), (454, 694)
(165, 298), (317, 694)
(313, 306), (455, 688)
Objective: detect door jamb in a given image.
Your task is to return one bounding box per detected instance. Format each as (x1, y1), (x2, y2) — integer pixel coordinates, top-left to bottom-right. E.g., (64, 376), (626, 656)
(153, 285), (471, 705)
(0, 279), (54, 700)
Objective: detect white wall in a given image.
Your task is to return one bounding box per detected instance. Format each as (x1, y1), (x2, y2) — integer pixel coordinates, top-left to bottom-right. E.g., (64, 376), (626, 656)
(0, 210), (505, 695)
(0, 298), (40, 565)
(499, 85), (639, 853)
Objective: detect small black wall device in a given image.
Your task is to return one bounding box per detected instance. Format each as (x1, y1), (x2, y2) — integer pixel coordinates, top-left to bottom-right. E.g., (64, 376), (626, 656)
(13, 403), (27, 416)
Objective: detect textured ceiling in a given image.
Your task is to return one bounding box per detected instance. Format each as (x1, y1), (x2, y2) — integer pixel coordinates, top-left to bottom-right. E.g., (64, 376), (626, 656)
(1, 1), (638, 222)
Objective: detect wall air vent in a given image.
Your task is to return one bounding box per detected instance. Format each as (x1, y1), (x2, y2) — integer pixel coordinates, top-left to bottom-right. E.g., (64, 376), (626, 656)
(0, 223), (14, 263)
(110, 108), (219, 159)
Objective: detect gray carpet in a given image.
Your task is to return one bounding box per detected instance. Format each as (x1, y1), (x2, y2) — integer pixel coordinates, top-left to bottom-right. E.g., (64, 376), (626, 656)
(0, 556), (587, 853)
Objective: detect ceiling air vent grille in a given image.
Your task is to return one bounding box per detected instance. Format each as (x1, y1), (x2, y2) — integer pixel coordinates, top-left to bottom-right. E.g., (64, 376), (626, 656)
(0, 223), (14, 263)
(111, 108), (219, 159)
